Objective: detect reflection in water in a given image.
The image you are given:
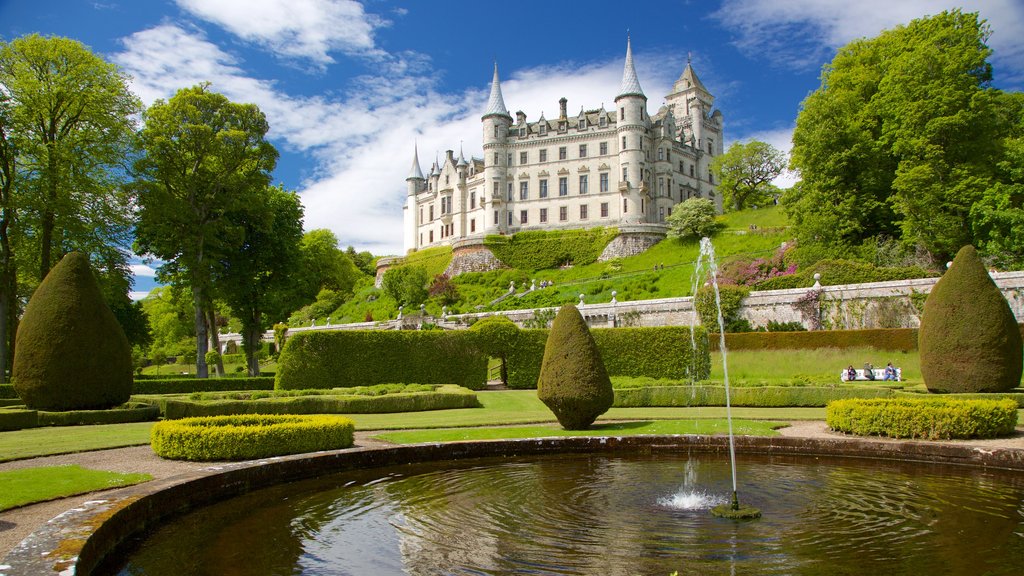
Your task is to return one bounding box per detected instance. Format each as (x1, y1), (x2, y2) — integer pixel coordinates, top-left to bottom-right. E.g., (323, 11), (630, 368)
(107, 453), (1024, 576)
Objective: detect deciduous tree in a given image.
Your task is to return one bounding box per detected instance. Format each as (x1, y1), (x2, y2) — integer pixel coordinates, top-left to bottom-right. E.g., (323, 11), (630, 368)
(711, 140), (786, 211)
(666, 198), (717, 241)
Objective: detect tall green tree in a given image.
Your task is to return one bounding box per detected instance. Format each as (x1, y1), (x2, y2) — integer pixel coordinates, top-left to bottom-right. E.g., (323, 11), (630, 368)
(217, 185), (304, 376)
(711, 140), (786, 211)
(297, 229), (363, 301)
(0, 92), (15, 381)
(133, 83), (278, 378)
(666, 197), (717, 240)
(788, 10), (1018, 262)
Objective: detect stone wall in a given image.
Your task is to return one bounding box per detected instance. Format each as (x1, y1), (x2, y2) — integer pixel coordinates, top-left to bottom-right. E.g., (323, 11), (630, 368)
(598, 225), (668, 261)
(444, 238), (507, 277)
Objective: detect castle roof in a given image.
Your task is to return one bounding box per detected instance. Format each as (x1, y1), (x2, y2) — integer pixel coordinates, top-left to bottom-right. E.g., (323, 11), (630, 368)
(617, 37), (645, 100)
(674, 59), (709, 94)
(406, 144), (424, 180)
(482, 63), (512, 120)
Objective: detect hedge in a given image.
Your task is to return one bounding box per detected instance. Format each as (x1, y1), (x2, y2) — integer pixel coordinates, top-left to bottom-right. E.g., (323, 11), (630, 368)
(140, 386), (479, 419)
(0, 409), (38, 432)
(613, 385), (897, 408)
(826, 397), (1018, 439)
(753, 260), (933, 291)
(714, 328), (919, 351)
(132, 377), (275, 395)
(36, 403), (160, 426)
(150, 414), (355, 461)
(0, 384), (17, 399)
(484, 227), (619, 270)
(276, 331), (488, 390)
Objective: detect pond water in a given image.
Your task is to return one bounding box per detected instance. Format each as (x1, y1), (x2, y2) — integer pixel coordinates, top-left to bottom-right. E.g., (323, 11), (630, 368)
(104, 452), (1024, 575)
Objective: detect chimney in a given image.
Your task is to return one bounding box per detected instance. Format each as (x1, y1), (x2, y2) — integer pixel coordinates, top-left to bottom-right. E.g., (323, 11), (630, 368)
(559, 97), (567, 119)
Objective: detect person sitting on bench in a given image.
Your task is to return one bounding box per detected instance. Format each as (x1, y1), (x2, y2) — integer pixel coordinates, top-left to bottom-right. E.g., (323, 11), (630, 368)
(863, 362), (875, 380)
(846, 365), (857, 381)
(883, 362), (898, 381)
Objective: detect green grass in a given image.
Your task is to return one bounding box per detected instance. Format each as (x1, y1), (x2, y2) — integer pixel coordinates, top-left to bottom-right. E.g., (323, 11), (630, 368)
(0, 422), (154, 462)
(373, 418), (786, 443)
(718, 205), (791, 230)
(710, 347), (924, 384)
(0, 465), (152, 511)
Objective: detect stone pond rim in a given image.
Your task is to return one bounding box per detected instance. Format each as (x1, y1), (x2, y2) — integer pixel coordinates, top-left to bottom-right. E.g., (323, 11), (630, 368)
(5, 434), (1024, 575)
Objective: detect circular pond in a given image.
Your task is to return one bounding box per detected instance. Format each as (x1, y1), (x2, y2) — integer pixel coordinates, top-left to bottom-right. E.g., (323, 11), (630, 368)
(102, 452), (1024, 575)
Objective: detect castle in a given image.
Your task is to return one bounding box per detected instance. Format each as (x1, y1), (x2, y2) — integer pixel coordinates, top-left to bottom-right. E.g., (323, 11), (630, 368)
(403, 39), (723, 253)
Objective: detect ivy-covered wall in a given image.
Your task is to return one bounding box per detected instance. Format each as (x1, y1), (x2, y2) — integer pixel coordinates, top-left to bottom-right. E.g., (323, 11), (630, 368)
(484, 228), (619, 270)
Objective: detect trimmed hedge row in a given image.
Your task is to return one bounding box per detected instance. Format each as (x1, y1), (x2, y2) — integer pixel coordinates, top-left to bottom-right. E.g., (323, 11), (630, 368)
(135, 385), (479, 419)
(826, 397), (1018, 439)
(613, 385), (898, 408)
(715, 328), (919, 351)
(0, 403), (160, 431)
(0, 383), (18, 399)
(484, 227), (619, 270)
(132, 377), (275, 395)
(151, 414), (355, 461)
(0, 409), (38, 432)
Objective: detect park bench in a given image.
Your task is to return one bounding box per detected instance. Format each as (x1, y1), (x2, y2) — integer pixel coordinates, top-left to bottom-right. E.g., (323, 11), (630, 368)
(840, 367), (901, 382)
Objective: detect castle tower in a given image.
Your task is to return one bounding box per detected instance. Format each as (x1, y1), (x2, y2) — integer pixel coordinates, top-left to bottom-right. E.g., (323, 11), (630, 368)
(481, 63), (512, 234)
(615, 37), (648, 224)
(403, 144), (425, 252)
(665, 55), (724, 209)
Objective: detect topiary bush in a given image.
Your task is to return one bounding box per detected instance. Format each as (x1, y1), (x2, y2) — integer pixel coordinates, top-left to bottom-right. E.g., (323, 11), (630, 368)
(826, 397), (1018, 439)
(13, 252), (132, 411)
(150, 414), (355, 460)
(919, 245), (1023, 393)
(537, 305), (613, 429)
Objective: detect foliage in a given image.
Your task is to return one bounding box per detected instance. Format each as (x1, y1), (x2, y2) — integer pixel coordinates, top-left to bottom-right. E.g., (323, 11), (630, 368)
(484, 228), (618, 270)
(273, 323), (288, 357)
(718, 243), (796, 286)
(131, 376), (275, 394)
(712, 140), (787, 211)
(826, 397), (1018, 439)
(275, 330), (489, 390)
(788, 10), (1022, 263)
(0, 409), (38, 431)
(36, 404), (160, 427)
(295, 229), (364, 303)
(150, 414), (354, 461)
(753, 259), (934, 291)
(381, 265), (430, 307)
(718, 328), (920, 352)
(764, 321), (806, 332)
(694, 284), (750, 332)
(0, 383), (17, 398)
(919, 245), (1023, 393)
(614, 385), (898, 408)
(0, 466), (152, 512)
(537, 305), (614, 429)
(428, 274), (460, 306)
(666, 198), (717, 240)
(522, 308), (557, 329)
(346, 246), (376, 276)
(13, 253), (132, 410)
(133, 83), (278, 378)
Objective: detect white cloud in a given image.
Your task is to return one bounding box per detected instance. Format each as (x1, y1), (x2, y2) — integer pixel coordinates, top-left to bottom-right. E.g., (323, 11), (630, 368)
(712, 0), (1024, 86)
(174, 0), (388, 70)
(130, 263), (158, 277)
(129, 290), (152, 301)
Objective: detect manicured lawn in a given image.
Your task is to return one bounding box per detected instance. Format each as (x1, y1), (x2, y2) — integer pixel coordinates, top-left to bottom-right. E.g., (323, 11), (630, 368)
(0, 465), (152, 511)
(0, 422), (154, 462)
(711, 347), (924, 384)
(373, 418), (786, 444)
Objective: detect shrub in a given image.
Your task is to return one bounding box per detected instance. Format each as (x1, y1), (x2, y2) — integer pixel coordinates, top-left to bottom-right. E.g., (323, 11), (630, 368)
(765, 320), (806, 332)
(826, 397), (1018, 439)
(37, 403), (160, 426)
(381, 265), (430, 307)
(694, 284), (749, 332)
(484, 228), (619, 270)
(666, 197), (717, 240)
(716, 328), (918, 351)
(132, 377), (275, 395)
(0, 384), (17, 399)
(919, 246), (1023, 393)
(13, 252), (132, 410)
(537, 305), (613, 430)
(0, 409), (38, 431)
(150, 414), (355, 461)
(613, 385), (897, 408)
(276, 330), (488, 390)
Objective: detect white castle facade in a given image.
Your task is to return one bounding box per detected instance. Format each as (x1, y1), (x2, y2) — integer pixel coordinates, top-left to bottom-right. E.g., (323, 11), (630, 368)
(403, 39), (723, 253)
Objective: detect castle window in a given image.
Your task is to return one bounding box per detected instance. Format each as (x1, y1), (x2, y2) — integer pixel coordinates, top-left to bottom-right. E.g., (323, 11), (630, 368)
(445, 175), (449, 185)
(520, 181), (528, 200)
(519, 127), (526, 137)
(579, 175), (588, 195)
(520, 210), (528, 224)
(507, 182), (513, 201)
(419, 207), (423, 222)
(559, 121), (566, 132)
(559, 177), (568, 196)
(601, 202), (609, 217)
(429, 230), (434, 242)
(620, 107), (624, 120)
(429, 205), (434, 220)
(508, 212), (513, 226)
(622, 167), (628, 181)
(708, 140), (713, 154)
(658, 178), (664, 196)
(578, 118), (586, 130)
(659, 206), (665, 221)
(622, 136), (626, 149)
(470, 192), (476, 209)
(493, 181), (500, 197)
(540, 149), (547, 162)
(709, 172), (714, 184)
(579, 144), (587, 158)
(493, 153), (498, 165)
(540, 208), (548, 223)
(559, 146), (567, 160)
(623, 198), (628, 212)
(679, 161), (684, 173)
(690, 164), (695, 177)
(580, 204), (588, 220)
(539, 179), (548, 198)
(539, 123), (547, 135)
(494, 126), (499, 137)
(507, 153), (512, 166)
(520, 151), (528, 164)
(599, 115), (607, 128)
(641, 198), (645, 213)
(559, 206), (568, 221)
(494, 210), (498, 224)
(420, 233), (423, 245)
(658, 148), (664, 161)
(668, 207), (673, 216)
(471, 219), (476, 232)
(599, 142), (608, 155)
(600, 172), (609, 192)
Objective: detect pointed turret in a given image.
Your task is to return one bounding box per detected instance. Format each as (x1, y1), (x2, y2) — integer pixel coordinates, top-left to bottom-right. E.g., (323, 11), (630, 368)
(457, 146), (469, 167)
(406, 144), (424, 181)
(617, 36), (645, 99)
(482, 63), (512, 120)
(673, 57), (709, 94)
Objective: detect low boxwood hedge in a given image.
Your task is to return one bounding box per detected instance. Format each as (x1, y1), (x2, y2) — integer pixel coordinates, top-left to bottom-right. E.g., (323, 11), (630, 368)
(151, 414), (355, 461)
(133, 377), (275, 395)
(715, 328), (919, 351)
(37, 403), (160, 426)
(0, 383), (18, 399)
(826, 397), (1019, 439)
(136, 385), (479, 419)
(0, 408), (38, 431)
(613, 385), (898, 408)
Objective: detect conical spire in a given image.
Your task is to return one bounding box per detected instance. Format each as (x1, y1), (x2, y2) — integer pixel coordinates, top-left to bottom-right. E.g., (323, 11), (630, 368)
(406, 143), (424, 180)
(457, 144), (468, 167)
(482, 63), (511, 120)
(617, 36), (645, 99)
(675, 53), (709, 93)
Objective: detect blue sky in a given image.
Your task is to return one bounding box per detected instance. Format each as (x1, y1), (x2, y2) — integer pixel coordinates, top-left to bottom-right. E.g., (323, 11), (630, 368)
(3, 0), (1023, 300)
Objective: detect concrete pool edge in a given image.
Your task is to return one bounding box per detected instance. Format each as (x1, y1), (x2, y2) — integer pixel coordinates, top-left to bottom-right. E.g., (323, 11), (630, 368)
(4, 434), (1024, 575)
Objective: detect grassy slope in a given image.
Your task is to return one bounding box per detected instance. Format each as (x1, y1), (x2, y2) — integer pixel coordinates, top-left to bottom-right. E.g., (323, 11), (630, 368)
(0, 465), (152, 511)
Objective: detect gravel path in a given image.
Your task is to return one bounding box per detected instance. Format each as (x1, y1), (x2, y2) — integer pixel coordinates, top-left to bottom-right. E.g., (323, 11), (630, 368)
(3, 424), (1024, 561)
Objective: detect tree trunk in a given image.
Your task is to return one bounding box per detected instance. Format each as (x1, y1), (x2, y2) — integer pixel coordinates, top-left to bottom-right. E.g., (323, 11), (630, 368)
(206, 306), (224, 376)
(193, 286), (208, 378)
(243, 312), (262, 377)
(39, 145), (58, 280)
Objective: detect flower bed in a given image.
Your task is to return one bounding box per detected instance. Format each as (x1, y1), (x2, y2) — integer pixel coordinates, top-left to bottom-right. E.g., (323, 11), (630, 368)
(150, 414), (355, 461)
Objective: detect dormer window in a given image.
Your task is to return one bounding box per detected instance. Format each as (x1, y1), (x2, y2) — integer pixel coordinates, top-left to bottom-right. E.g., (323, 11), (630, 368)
(539, 123), (547, 135)
(519, 127), (526, 137)
(578, 118), (586, 130)
(445, 175), (449, 185)
(559, 121), (567, 132)
(599, 116), (607, 128)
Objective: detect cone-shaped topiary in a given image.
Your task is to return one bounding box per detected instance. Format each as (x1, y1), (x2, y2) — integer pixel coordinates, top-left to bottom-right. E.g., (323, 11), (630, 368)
(13, 252), (133, 410)
(537, 305), (613, 429)
(919, 245), (1023, 393)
